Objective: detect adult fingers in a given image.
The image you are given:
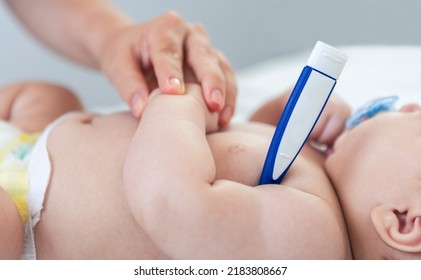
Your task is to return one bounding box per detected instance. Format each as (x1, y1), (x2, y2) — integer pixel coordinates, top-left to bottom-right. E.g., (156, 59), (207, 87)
(147, 12), (187, 95)
(103, 49), (150, 118)
(216, 51), (237, 127)
(185, 23), (228, 112)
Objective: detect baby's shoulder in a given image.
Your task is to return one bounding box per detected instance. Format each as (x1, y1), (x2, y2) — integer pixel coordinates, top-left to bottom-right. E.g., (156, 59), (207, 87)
(252, 181), (350, 259)
(281, 145), (342, 212)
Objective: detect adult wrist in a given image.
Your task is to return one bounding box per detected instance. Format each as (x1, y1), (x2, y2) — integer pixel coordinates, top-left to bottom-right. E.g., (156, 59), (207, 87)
(80, 3), (133, 69)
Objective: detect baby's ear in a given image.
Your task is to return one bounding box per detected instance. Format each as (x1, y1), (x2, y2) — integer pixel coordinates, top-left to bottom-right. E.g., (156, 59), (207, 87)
(370, 205), (421, 253)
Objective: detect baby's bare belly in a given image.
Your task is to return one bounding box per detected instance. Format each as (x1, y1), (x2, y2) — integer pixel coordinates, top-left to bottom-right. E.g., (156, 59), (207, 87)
(34, 112), (167, 259)
(33, 112), (303, 259)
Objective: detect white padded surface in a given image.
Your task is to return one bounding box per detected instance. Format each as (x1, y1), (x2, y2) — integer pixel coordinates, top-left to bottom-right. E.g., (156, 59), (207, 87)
(235, 45), (421, 122)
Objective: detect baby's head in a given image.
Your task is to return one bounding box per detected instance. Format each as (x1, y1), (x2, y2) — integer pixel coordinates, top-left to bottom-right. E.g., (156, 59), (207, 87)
(326, 100), (421, 259)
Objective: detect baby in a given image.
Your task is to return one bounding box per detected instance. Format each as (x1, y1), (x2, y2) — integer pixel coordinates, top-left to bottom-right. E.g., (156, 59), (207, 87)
(325, 98), (421, 260)
(0, 81), (352, 259)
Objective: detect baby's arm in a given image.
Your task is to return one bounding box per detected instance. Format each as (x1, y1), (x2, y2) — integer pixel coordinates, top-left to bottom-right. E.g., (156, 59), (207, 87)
(124, 84), (344, 259)
(0, 82), (83, 132)
(0, 186), (23, 259)
(250, 89), (351, 147)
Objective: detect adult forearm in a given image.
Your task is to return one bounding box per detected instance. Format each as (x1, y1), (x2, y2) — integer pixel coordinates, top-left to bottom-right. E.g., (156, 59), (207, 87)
(6, 0), (132, 68)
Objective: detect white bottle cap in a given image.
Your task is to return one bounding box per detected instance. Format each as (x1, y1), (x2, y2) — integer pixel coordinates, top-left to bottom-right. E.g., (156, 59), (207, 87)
(306, 41), (348, 80)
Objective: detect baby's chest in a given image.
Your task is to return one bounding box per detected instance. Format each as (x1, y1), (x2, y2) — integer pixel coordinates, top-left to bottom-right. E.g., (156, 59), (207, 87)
(206, 129), (271, 186)
(206, 124), (326, 189)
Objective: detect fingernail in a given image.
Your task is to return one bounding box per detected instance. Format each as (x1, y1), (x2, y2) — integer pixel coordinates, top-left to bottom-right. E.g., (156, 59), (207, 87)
(130, 94), (146, 118)
(210, 89), (223, 108)
(168, 77), (184, 93)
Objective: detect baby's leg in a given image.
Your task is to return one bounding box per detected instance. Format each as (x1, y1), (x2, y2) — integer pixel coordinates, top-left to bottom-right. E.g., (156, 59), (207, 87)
(0, 81), (83, 132)
(0, 187), (23, 259)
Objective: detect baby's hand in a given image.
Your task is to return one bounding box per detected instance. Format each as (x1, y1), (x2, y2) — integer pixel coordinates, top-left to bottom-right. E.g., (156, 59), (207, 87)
(250, 88), (350, 148)
(183, 84), (219, 134)
(149, 84), (219, 134)
(310, 95), (351, 148)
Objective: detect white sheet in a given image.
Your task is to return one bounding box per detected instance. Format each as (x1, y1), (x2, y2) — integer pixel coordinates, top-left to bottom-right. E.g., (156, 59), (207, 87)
(235, 45), (421, 122)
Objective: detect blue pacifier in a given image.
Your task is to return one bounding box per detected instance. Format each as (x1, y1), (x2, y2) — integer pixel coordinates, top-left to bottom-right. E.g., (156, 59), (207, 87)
(346, 96), (399, 129)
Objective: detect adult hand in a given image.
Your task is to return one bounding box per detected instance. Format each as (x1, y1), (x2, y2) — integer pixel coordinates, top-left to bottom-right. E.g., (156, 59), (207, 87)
(99, 11), (237, 126)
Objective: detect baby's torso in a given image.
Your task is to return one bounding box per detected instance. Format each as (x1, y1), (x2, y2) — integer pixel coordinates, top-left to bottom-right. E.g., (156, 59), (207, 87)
(34, 112), (349, 259)
(208, 122), (341, 207)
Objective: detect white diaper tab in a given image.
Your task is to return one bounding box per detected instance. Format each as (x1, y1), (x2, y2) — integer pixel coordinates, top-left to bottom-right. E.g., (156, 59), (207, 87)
(27, 123), (52, 227)
(21, 112), (76, 259)
(28, 112), (76, 227)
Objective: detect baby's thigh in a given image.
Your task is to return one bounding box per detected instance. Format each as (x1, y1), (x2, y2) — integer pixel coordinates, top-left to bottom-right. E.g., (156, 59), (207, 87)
(0, 187), (23, 259)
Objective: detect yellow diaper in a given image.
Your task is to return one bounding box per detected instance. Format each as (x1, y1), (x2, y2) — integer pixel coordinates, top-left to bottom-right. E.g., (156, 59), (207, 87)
(0, 131), (39, 224)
